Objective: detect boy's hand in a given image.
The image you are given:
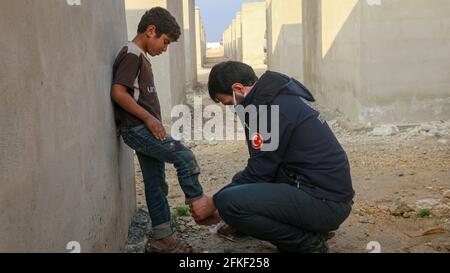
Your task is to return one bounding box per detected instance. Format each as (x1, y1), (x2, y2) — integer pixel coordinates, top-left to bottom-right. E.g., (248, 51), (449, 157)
(111, 85), (165, 140)
(144, 115), (166, 141)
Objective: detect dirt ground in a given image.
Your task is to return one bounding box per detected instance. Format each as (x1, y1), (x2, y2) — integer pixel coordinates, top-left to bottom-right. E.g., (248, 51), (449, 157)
(124, 60), (450, 254)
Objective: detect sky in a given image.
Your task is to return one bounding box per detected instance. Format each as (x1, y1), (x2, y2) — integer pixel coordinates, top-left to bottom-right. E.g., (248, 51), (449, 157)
(196, 0), (264, 43)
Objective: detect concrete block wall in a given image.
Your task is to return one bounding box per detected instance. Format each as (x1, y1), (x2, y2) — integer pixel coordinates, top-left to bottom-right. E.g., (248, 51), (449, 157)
(303, 0), (450, 126)
(266, 0), (304, 81)
(182, 0), (198, 88)
(195, 6), (206, 68)
(231, 19), (237, 60)
(228, 23), (232, 59)
(222, 27), (227, 58)
(235, 12), (243, 62)
(241, 2), (267, 66)
(0, 0), (135, 252)
(229, 13), (243, 62)
(358, 0), (450, 125)
(303, 0), (361, 125)
(225, 25), (232, 59)
(201, 22), (207, 64)
(222, 30), (227, 58)
(223, 3), (265, 64)
(125, 0), (187, 125)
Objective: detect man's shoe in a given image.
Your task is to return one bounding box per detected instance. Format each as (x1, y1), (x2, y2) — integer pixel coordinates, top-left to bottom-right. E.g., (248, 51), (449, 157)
(309, 234), (329, 253)
(277, 233), (330, 253)
(324, 231), (336, 241)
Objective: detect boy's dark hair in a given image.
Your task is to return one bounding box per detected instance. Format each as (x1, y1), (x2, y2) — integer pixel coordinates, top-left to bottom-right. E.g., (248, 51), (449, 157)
(208, 61), (258, 103)
(137, 7), (181, 42)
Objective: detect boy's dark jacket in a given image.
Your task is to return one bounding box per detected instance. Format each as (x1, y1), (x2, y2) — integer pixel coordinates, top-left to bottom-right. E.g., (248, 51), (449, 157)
(229, 71), (354, 203)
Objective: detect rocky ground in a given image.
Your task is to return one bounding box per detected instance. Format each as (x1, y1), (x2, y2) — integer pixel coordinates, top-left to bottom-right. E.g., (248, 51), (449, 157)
(123, 62), (449, 254)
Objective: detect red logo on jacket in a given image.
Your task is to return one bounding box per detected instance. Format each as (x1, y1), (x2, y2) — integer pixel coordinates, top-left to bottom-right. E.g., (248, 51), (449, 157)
(252, 133), (264, 150)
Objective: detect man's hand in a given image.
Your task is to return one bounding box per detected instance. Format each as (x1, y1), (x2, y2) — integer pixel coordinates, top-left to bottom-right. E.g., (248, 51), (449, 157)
(143, 115), (166, 141)
(190, 195), (216, 223)
(195, 210), (222, 226)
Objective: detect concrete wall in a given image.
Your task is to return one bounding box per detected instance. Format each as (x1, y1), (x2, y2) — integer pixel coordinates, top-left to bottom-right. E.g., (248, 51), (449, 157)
(241, 2), (267, 66)
(125, 0), (187, 124)
(231, 19), (237, 60)
(222, 31), (227, 58)
(195, 6), (205, 68)
(229, 24), (232, 59)
(224, 25), (232, 59)
(223, 14), (242, 62)
(182, 0), (197, 88)
(359, 0), (450, 125)
(303, 0), (450, 126)
(266, 0), (303, 81)
(200, 22), (207, 64)
(222, 27), (227, 58)
(235, 12), (243, 62)
(0, 0), (135, 252)
(303, 0), (367, 126)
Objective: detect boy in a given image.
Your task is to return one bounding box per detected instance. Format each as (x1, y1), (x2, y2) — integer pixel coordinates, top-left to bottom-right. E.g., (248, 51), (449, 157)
(111, 7), (204, 253)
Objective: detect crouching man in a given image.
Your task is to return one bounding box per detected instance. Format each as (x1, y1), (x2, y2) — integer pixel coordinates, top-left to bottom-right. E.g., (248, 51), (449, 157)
(190, 62), (355, 253)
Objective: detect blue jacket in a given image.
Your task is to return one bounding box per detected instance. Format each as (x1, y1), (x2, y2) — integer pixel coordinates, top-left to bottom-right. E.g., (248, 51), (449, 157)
(223, 71), (354, 203)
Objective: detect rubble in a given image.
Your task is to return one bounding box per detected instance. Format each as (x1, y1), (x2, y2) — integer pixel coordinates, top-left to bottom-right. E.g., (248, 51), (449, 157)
(359, 217), (376, 224)
(438, 139), (448, 145)
(433, 204), (450, 217)
(371, 124), (399, 136)
(123, 207), (152, 253)
(415, 199), (440, 210)
(444, 190), (450, 199)
(402, 211), (416, 218)
(389, 198), (415, 216)
(208, 137), (219, 146)
(419, 121), (450, 137)
(184, 140), (197, 149)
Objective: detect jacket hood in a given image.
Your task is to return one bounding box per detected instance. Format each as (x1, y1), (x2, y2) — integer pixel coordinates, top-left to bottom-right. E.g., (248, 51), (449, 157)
(245, 71), (315, 106)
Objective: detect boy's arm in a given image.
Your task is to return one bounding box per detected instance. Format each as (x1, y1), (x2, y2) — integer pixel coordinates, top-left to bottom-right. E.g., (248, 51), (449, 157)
(111, 84), (166, 141)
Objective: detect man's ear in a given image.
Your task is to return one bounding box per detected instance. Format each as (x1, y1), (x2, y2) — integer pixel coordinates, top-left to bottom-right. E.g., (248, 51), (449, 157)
(145, 25), (156, 38)
(231, 83), (245, 96)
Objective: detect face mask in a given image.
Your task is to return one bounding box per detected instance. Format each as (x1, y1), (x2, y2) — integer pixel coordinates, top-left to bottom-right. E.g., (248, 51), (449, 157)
(232, 90), (248, 107)
(232, 90), (251, 131)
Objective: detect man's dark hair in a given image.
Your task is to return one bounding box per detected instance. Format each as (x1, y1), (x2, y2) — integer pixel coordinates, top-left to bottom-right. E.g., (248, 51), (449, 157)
(137, 7), (181, 42)
(208, 61), (258, 103)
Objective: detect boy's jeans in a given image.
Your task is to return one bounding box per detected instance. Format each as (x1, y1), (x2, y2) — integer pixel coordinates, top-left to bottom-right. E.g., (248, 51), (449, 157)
(121, 124), (203, 240)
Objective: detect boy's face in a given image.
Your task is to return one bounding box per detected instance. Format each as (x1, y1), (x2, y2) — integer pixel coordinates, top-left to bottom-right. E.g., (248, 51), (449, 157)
(144, 25), (174, 56)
